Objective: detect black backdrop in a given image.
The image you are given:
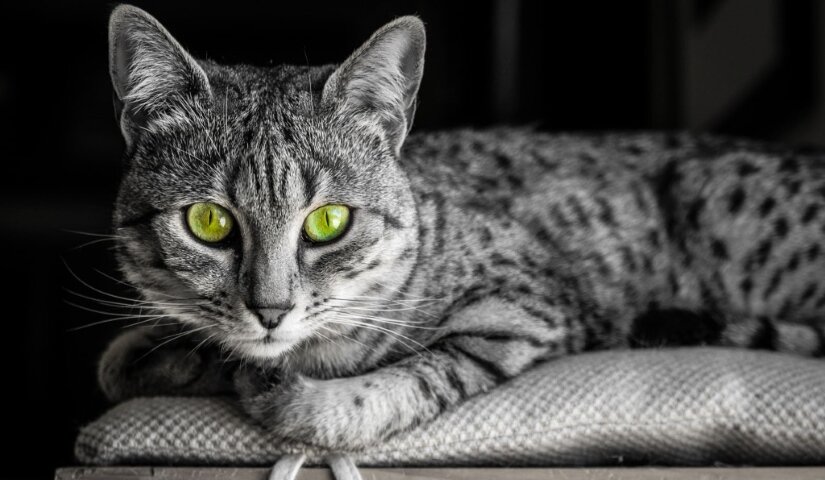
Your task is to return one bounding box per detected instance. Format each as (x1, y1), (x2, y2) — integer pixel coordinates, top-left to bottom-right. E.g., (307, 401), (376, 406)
(0, 1), (820, 477)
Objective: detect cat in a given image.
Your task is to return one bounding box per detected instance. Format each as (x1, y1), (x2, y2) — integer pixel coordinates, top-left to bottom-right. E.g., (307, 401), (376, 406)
(98, 4), (825, 450)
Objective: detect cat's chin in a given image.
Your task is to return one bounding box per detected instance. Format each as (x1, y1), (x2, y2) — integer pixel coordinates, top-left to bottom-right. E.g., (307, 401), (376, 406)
(235, 337), (292, 362)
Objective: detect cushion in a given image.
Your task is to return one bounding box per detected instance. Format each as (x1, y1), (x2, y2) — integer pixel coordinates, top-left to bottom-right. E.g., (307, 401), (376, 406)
(75, 347), (825, 467)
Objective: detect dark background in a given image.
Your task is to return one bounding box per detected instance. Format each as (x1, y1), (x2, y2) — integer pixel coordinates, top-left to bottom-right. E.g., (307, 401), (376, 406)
(1, 0), (823, 477)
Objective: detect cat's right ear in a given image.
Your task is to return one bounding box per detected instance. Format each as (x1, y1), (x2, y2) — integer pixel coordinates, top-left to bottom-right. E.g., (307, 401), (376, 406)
(108, 5), (211, 146)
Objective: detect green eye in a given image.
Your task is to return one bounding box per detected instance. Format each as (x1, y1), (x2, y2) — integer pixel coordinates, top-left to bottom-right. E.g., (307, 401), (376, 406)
(186, 202), (234, 243)
(303, 204), (351, 243)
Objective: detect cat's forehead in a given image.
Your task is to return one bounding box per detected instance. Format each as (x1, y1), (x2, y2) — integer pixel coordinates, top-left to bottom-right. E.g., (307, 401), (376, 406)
(205, 63), (332, 118)
(199, 64), (358, 160)
(170, 110), (357, 220)
(226, 138), (324, 217)
(128, 62), (388, 217)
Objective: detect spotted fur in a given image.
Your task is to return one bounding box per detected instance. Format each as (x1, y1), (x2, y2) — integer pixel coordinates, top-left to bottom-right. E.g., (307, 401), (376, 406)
(100, 5), (825, 449)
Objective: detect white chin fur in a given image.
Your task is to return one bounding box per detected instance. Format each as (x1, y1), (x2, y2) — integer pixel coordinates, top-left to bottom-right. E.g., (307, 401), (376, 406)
(237, 339), (292, 360)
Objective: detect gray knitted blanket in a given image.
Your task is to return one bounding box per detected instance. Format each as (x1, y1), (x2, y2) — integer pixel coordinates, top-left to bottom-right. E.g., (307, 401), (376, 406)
(76, 348), (825, 467)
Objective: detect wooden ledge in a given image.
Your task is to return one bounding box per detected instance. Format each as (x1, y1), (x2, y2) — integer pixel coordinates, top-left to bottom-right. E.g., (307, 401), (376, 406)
(56, 466), (825, 480)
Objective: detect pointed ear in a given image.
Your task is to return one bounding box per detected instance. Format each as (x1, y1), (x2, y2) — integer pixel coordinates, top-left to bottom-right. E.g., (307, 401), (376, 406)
(108, 5), (211, 145)
(322, 16), (426, 156)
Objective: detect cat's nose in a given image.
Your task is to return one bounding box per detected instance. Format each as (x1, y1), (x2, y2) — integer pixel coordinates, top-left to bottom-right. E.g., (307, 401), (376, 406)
(250, 305), (291, 330)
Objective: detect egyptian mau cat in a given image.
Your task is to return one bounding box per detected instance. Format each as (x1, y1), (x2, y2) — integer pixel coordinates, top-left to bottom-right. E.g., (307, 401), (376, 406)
(98, 5), (825, 449)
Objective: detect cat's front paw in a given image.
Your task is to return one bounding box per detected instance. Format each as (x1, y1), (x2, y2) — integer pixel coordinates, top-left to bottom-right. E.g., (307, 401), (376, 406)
(232, 364), (280, 403)
(235, 371), (389, 450)
(99, 326), (229, 402)
(233, 366), (302, 429)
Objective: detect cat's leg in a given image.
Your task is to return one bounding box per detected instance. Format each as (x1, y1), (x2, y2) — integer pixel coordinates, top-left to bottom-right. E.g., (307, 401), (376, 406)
(99, 324), (235, 402)
(234, 295), (597, 449)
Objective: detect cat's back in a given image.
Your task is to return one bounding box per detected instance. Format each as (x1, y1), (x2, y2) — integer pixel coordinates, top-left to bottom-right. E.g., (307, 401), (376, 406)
(400, 128), (695, 208)
(399, 128), (825, 262)
(400, 128), (825, 203)
(400, 128), (825, 323)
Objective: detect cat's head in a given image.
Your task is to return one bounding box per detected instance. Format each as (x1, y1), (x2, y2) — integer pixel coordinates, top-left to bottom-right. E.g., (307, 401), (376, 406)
(108, 5), (425, 366)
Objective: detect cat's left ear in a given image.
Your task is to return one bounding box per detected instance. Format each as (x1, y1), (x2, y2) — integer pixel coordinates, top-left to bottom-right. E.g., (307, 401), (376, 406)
(323, 16), (426, 156)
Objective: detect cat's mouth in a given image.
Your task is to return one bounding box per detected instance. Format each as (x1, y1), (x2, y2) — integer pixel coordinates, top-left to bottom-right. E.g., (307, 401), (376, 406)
(241, 332), (282, 346)
(220, 309), (317, 360)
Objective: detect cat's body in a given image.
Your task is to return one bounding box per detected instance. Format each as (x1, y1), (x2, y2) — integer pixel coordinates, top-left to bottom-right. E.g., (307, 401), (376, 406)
(380, 128), (825, 358)
(98, 6), (825, 450)
(405, 129), (825, 340)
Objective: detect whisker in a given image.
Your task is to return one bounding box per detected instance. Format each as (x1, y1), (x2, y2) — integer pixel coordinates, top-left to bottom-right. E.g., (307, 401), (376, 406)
(328, 320), (425, 357)
(64, 261), (205, 319)
(64, 300), (196, 322)
(134, 324), (218, 363)
(312, 326), (340, 347)
(186, 332), (219, 358)
(372, 281), (447, 301)
(325, 299), (443, 319)
(326, 316), (429, 355)
(132, 322), (182, 328)
(328, 296), (441, 304)
(330, 311), (441, 330)
(222, 340), (244, 364)
(93, 268), (132, 287)
(64, 289), (139, 310)
(64, 288), (206, 309)
(333, 304), (439, 318)
(120, 316), (178, 330)
(61, 229), (126, 239)
(351, 294), (444, 302)
(67, 311), (178, 331)
(92, 269), (196, 301)
(69, 237), (119, 251)
(318, 324), (369, 349)
(64, 259), (167, 306)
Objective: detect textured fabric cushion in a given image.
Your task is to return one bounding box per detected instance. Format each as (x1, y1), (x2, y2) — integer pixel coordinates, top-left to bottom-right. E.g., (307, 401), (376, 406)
(75, 348), (825, 467)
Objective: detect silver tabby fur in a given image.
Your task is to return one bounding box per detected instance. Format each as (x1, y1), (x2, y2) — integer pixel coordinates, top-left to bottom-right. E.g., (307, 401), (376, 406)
(99, 5), (825, 449)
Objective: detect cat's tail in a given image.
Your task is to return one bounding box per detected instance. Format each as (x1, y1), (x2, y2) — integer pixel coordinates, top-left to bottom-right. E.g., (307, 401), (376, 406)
(732, 317), (825, 356)
(629, 308), (825, 356)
